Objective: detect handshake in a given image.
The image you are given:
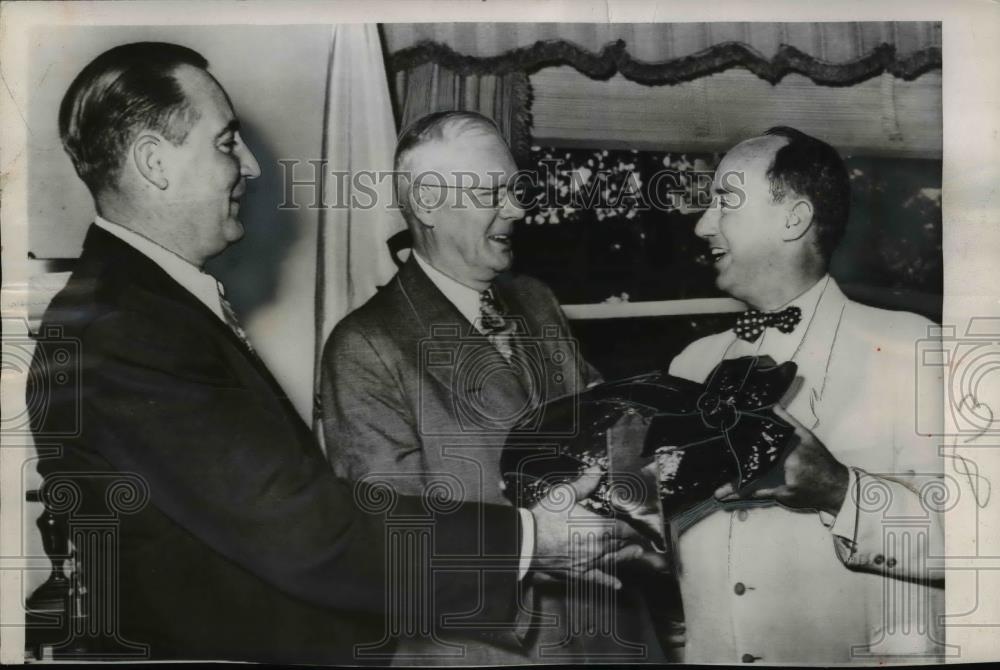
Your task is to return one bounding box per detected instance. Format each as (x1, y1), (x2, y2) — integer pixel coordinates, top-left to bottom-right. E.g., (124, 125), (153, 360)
(527, 465), (655, 589)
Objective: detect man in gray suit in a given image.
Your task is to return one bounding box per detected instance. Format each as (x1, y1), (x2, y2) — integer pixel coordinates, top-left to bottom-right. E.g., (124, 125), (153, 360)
(321, 111), (664, 663)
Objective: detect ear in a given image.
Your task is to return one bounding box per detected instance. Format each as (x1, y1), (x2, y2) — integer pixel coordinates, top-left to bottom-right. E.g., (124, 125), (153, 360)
(781, 199), (814, 242)
(132, 133), (169, 190)
(408, 184), (436, 229)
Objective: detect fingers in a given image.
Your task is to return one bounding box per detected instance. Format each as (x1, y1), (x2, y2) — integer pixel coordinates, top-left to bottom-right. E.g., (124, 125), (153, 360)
(772, 404), (804, 434)
(617, 512), (662, 542)
(579, 568), (623, 590)
(748, 486), (785, 500)
(602, 543), (645, 565)
(664, 621), (686, 648)
(583, 544), (669, 586)
(717, 481), (788, 503)
(614, 516), (658, 544)
(538, 542), (670, 588)
(529, 571), (558, 586)
(714, 481), (736, 500)
(567, 464), (605, 499)
(624, 547), (672, 573)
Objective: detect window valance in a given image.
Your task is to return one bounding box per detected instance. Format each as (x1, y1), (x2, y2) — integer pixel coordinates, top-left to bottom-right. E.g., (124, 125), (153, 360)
(384, 22), (941, 86)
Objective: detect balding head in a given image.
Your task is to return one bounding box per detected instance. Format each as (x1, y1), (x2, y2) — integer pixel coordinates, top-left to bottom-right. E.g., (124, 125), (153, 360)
(392, 111), (525, 290)
(694, 127), (850, 309)
(394, 111), (506, 221)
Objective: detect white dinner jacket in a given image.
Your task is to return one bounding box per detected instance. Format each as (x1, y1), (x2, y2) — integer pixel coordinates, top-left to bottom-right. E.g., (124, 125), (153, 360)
(668, 278), (944, 664)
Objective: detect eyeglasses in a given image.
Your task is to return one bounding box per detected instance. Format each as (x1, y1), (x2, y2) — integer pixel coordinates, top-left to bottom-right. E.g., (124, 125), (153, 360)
(416, 182), (529, 209)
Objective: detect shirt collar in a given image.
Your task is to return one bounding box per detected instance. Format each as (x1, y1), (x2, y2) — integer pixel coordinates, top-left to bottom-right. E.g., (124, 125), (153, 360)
(412, 251), (485, 329)
(778, 273), (831, 326)
(93, 215), (228, 324)
(735, 274), (832, 362)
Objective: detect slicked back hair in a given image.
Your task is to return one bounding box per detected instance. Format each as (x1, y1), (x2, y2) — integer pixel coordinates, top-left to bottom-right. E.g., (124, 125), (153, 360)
(59, 42), (208, 195)
(763, 126), (851, 262)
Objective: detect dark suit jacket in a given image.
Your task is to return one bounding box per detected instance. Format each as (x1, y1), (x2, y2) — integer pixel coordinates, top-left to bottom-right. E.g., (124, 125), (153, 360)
(320, 258), (665, 663)
(28, 225), (523, 663)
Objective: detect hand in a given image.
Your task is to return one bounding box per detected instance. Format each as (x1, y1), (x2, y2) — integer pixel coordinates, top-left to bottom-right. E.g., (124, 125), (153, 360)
(530, 466), (641, 589)
(714, 404), (850, 515)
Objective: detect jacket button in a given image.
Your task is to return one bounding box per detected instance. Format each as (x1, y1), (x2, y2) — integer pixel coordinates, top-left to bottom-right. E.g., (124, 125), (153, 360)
(736, 509), (749, 521)
(874, 555), (885, 565)
(887, 557), (897, 568)
(734, 582), (746, 595)
(742, 653), (758, 663)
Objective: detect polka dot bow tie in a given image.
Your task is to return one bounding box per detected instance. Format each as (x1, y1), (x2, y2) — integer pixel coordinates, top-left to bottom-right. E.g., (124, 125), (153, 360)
(733, 306), (803, 342)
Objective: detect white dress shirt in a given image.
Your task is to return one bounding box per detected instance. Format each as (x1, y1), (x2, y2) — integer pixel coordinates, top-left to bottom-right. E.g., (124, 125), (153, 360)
(413, 252), (484, 329)
(94, 216), (229, 324)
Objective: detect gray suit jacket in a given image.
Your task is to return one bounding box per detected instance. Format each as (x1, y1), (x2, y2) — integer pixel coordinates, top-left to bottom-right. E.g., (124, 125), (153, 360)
(320, 258), (665, 664)
(321, 257), (596, 504)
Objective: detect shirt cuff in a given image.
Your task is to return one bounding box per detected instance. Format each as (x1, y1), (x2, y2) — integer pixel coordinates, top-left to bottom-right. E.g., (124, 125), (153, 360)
(819, 467), (861, 544)
(517, 508), (535, 581)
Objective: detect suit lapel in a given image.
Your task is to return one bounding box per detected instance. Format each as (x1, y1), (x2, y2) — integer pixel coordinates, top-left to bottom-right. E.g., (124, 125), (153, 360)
(80, 225), (297, 413)
(782, 279), (849, 430)
(395, 260), (531, 417)
(493, 273), (586, 402)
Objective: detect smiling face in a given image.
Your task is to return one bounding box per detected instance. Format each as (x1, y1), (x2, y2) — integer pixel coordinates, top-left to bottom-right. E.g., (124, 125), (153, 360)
(695, 136), (796, 308)
(407, 126), (524, 290)
(157, 65), (260, 265)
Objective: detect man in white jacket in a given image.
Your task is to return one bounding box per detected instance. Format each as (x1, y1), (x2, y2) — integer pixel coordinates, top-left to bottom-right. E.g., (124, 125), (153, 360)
(668, 126), (944, 664)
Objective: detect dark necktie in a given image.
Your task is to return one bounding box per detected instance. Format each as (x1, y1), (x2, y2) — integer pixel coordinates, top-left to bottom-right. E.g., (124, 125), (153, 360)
(218, 289), (255, 353)
(733, 306), (802, 342)
(479, 288), (516, 361)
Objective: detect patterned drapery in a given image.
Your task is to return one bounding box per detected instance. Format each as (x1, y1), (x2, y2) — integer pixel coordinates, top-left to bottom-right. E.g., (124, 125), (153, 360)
(392, 62), (532, 162)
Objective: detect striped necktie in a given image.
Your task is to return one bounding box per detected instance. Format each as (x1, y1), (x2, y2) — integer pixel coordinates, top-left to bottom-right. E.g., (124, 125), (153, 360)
(479, 288), (516, 361)
(217, 287), (255, 353)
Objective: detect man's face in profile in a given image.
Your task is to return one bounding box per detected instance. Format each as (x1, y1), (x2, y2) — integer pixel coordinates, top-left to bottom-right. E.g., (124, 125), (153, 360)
(412, 128), (525, 288)
(695, 136), (790, 305)
(158, 65), (261, 262)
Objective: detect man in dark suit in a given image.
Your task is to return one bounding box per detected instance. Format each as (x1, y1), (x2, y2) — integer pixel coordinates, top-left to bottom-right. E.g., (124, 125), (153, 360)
(28, 43), (625, 663)
(321, 111), (665, 663)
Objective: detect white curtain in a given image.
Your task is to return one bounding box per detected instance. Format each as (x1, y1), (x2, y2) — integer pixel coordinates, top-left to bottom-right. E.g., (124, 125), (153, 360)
(313, 24), (405, 440)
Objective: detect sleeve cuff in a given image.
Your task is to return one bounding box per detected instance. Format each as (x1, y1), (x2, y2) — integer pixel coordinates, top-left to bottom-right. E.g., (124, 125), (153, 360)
(517, 508), (535, 581)
(819, 467), (861, 544)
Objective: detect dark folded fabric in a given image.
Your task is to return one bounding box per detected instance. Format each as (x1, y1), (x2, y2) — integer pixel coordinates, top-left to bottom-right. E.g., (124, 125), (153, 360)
(500, 356), (798, 545)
